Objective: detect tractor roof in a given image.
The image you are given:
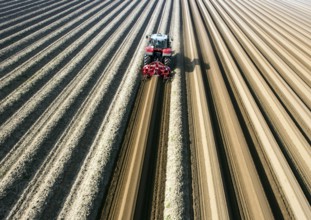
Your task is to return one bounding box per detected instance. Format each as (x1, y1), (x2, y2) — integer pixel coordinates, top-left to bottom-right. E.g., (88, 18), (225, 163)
(150, 33), (168, 41)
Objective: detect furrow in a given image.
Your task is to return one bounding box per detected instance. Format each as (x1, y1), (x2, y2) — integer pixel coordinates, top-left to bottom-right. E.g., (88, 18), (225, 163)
(0, 3), (139, 217)
(214, 0), (311, 196)
(0, 1), (89, 51)
(254, 0), (310, 33)
(248, 0), (311, 39)
(0, 0), (310, 219)
(0, 0), (98, 57)
(277, 0), (311, 14)
(4, 2), (151, 219)
(0, 0), (136, 176)
(0, 0), (56, 20)
(183, 0), (229, 218)
(164, 0), (192, 219)
(0, 0), (129, 148)
(231, 1), (311, 71)
(0, 0), (41, 14)
(264, 0), (311, 26)
(271, 0), (311, 20)
(213, 1), (311, 107)
(146, 1), (174, 218)
(111, 0), (173, 218)
(157, 0), (171, 34)
(251, 0), (311, 35)
(194, 1), (274, 218)
(0, 1), (123, 122)
(217, 1), (311, 142)
(239, 0), (311, 52)
(97, 1), (168, 219)
(200, 0), (311, 218)
(0, 0), (78, 33)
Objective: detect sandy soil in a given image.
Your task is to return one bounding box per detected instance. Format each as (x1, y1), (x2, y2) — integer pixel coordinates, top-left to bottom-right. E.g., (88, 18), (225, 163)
(0, 0), (310, 219)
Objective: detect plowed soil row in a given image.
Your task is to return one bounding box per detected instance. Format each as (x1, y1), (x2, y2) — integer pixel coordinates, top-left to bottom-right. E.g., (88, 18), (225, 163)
(0, 1), (158, 218)
(185, 0), (310, 219)
(0, 0), (310, 219)
(99, 1), (174, 219)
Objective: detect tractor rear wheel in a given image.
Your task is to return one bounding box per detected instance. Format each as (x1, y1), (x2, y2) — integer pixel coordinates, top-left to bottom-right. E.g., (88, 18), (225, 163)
(144, 55), (151, 66)
(164, 57), (171, 67)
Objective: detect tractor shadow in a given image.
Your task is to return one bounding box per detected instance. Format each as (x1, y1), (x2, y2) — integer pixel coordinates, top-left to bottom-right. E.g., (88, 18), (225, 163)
(183, 54), (210, 73)
(170, 52), (210, 78)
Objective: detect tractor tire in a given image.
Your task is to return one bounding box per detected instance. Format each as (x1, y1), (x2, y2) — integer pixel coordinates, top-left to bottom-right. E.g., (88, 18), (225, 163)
(164, 57), (171, 67)
(144, 55), (151, 66)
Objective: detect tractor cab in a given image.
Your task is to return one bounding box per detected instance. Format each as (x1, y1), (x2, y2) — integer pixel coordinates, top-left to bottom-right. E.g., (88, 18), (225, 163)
(148, 34), (170, 49)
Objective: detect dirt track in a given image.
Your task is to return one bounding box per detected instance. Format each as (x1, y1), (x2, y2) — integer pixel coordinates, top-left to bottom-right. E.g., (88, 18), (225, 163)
(0, 0), (310, 219)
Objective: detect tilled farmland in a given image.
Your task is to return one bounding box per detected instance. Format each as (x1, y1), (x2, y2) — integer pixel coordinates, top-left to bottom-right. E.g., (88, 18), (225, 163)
(0, 0), (310, 219)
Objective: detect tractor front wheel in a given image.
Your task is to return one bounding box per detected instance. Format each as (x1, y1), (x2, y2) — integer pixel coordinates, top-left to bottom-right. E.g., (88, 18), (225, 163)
(144, 55), (151, 66)
(164, 57), (171, 67)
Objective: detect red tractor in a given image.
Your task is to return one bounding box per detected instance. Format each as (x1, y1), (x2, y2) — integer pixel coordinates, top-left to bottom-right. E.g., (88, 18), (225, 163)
(142, 33), (173, 79)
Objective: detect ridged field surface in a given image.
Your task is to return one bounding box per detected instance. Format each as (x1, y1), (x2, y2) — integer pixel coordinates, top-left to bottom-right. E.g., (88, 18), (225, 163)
(0, 0), (310, 219)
